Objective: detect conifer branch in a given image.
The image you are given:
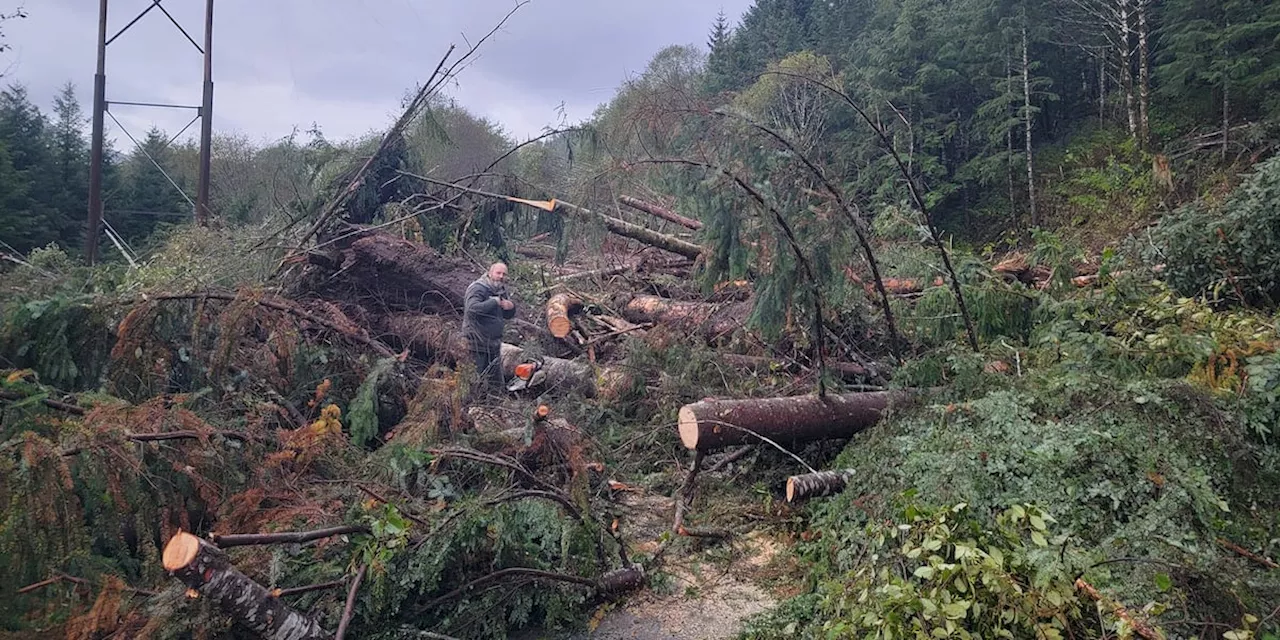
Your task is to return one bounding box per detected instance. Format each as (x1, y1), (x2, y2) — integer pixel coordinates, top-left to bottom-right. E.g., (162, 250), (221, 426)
(707, 107), (904, 363)
(627, 157), (832, 395)
(763, 71), (981, 352)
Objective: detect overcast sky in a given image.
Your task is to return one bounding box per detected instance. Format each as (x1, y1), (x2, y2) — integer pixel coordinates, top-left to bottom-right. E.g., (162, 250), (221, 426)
(1, 0), (751, 148)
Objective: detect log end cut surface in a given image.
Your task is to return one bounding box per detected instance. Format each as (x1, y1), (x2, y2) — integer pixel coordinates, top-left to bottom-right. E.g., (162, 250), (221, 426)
(784, 477), (798, 503)
(677, 405), (701, 450)
(549, 317), (573, 338)
(162, 531), (201, 571)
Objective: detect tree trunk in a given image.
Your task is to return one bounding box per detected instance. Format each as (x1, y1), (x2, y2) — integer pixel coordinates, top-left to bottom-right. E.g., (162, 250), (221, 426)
(546, 293), (583, 338)
(677, 390), (907, 451)
(163, 531), (331, 640)
(1007, 51), (1017, 227)
(1119, 0), (1138, 138)
(785, 469), (856, 503)
(1099, 52), (1107, 122)
(1022, 20), (1038, 227)
(618, 195), (703, 230)
(500, 343), (598, 398)
(1223, 80), (1230, 161)
(555, 201), (703, 260)
(1137, 0), (1151, 147)
(618, 294), (749, 343)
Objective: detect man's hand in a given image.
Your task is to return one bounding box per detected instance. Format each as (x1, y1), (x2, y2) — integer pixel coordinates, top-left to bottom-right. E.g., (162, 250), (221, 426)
(499, 299), (514, 311)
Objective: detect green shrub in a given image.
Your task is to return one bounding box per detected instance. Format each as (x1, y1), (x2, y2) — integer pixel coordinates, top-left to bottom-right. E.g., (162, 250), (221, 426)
(1149, 155), (1280, 307)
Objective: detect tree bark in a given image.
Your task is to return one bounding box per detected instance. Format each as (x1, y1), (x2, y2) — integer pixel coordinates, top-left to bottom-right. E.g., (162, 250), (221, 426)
(500, 343), (598, 398)
(618, 294), (749, 343)
(555, 201), (703, 260)
(618, 195), (703, 230)
(1007, 51), (1017, 227)
(1099, 52), (1107, 122)
(785, 469), (856, 503)
(677, 390), (907, 451)
(1119, 0), (1138, 138)
(1137, 0), (1151, 147)
(1222, 80), (1230, 161)
(1022, 19), (1038, 227)
(211, 525), (369, 548)
(546, 293), (583, 338)
(163, 531), (331, 640)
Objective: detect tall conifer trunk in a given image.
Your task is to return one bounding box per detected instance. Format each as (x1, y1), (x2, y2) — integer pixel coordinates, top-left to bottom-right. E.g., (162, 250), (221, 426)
(1022, 19), (1038, 227)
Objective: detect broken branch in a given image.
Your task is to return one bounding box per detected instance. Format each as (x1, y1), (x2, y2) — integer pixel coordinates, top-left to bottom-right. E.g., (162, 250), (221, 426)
(211, 525), (369, 548)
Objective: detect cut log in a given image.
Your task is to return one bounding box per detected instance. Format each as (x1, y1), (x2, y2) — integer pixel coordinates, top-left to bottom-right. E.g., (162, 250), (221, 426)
(163, 531), (331, 640)
(546, 294), (583, 338)
(555, 201), (703, 260)
(618, 294), (749, 343)
(677, 391), (906, 451)
(500, 343), (598, 398)
(785, 469), (856, 503)
(595, 564), (646, 595)
(618, 195), (703, 230)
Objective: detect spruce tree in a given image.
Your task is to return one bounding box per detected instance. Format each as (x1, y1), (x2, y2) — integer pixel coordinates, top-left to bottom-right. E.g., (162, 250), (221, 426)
(50, 82), (90, 249)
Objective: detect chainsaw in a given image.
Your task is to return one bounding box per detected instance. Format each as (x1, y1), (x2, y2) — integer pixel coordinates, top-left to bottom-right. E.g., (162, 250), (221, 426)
(506, 357), (547, 393)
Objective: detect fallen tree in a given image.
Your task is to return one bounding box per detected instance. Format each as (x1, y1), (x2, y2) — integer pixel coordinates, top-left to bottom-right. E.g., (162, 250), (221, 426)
(677, 390), (907, 451)
(618, 195), (703, 230)
(163, 531), (331, 640)
(617, 294), (749, 344)
(297, 232), (477, 316)
(555, 201), (703, 260)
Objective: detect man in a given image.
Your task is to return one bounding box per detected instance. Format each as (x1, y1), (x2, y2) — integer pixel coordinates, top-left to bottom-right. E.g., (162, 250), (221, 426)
(462, 262), (516, 390)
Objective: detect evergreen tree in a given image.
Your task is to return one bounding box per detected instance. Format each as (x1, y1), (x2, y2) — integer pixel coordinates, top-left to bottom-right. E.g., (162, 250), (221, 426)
(50, 82), (89, 249)
(115, 126), (191, 245)
(0, 84), (59, 252)
(1157, 0), (1280, 144)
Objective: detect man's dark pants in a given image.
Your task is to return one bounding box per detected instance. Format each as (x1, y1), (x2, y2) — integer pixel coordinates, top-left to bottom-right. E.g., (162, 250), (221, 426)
(468, 337), (504, 391)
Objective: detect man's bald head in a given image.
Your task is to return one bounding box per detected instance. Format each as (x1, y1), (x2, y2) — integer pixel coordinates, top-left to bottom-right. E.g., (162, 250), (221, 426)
(487, 262), (508, 283)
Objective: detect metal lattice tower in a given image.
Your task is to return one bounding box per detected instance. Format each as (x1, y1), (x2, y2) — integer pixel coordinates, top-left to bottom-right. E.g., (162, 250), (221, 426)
(85, 0), (215, 264)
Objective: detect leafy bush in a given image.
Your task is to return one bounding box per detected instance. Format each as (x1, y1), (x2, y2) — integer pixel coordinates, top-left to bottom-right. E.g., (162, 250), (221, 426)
(745, 500), (1094, 639)
(743, 371), (1280, 639)
(1149, 155), (1280, 307)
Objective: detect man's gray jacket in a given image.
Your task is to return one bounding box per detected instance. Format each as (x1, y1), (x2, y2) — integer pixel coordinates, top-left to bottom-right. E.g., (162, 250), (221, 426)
(462, 276), (515, 343)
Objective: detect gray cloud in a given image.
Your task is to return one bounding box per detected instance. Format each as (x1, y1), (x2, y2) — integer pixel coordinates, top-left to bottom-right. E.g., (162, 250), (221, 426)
(2, 0), (753, 147)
